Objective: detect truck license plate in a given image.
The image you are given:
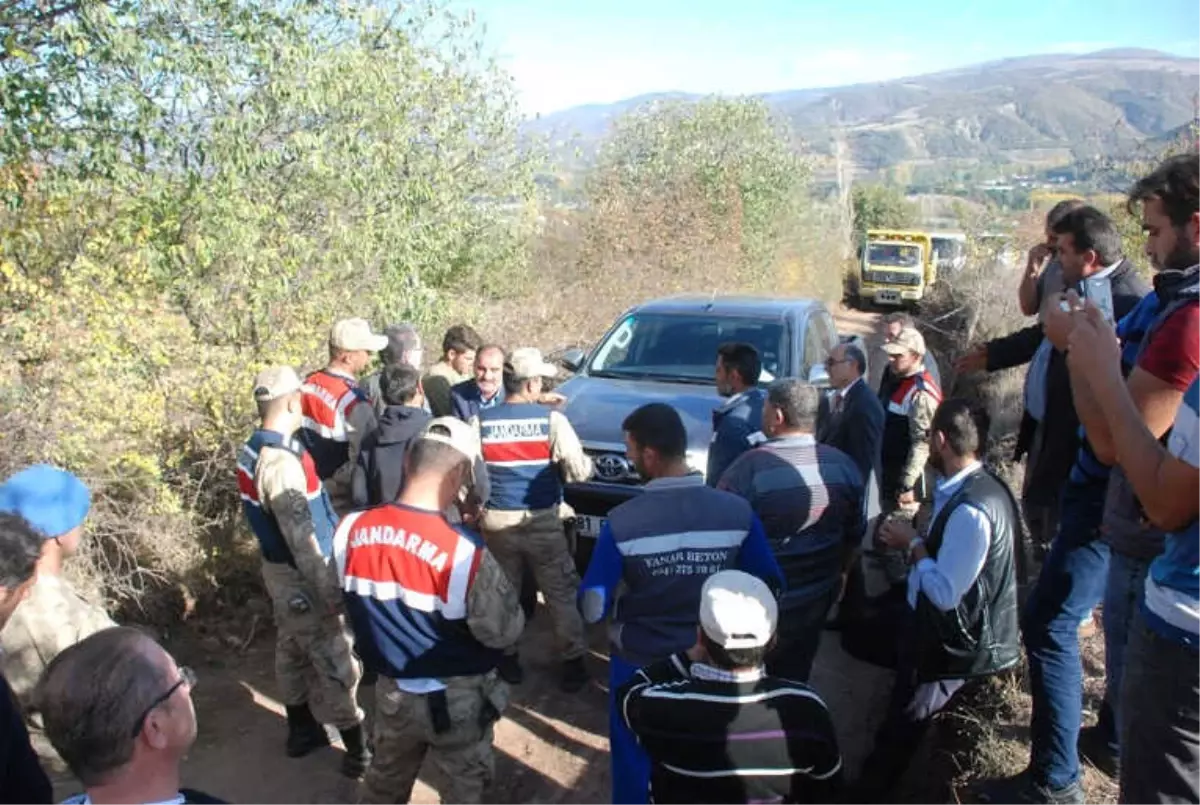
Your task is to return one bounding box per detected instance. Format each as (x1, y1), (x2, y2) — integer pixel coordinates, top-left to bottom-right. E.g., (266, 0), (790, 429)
(574, 515), (607, 539)
(874, 290), (902, 305)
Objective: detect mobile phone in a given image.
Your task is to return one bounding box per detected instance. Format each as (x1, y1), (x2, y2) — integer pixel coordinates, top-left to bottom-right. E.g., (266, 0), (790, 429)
(1082, 277), (1115, 324)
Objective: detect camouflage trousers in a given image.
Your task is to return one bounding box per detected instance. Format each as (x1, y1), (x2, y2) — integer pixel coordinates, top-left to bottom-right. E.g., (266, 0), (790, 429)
(362, 672), (509, 804)
(481, 507), (586, 660)
(261, 562), (363, 729)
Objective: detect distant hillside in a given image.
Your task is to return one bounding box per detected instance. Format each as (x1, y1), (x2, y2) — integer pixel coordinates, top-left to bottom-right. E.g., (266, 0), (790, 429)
(524, 49), (1199, 176)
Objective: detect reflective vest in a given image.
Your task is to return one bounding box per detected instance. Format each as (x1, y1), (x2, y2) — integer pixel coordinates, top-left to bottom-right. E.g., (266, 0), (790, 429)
(298, 369), (368, 479)
(479, 402), (561, 511)
(881, 370), (942, 494)
(334, 504), (502, 679)
(236, 430), (337, 565)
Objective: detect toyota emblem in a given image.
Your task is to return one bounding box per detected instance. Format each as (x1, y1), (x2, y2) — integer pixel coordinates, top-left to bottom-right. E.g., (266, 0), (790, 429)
(594, 454), (628, 481)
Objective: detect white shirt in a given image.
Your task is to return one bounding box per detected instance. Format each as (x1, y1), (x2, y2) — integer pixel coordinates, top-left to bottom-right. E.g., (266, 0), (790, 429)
(906, 461), (991, 611)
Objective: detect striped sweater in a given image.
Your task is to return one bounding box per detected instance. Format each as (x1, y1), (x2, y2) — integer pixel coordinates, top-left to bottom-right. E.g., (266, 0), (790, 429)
(619, 652), (842, 804)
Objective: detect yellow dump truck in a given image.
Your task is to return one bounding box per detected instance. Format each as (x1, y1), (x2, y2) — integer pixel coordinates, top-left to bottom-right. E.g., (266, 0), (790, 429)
(856, 229), (936, 308)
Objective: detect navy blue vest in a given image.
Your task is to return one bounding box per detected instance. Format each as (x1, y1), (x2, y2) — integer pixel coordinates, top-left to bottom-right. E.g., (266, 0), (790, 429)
(479, 403), (562, 511)
(237, 430), (338, 565)
(335, 504), (503, 679)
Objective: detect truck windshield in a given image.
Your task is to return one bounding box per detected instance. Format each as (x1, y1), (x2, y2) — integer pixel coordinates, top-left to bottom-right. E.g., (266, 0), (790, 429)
(867, 243), (922, 268)
(588, 314), (787, 383)
(933, 239), (964, 260)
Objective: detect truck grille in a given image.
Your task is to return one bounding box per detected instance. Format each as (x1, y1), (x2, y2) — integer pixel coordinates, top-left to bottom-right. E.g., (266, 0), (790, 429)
(864, 270), (922, 286)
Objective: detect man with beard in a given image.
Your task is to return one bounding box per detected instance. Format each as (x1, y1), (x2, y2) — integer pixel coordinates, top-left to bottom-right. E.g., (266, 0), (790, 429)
(856, 399), (1021, 801)
(979, 159), (1195, 805)
(1060, 152), (1200, 805)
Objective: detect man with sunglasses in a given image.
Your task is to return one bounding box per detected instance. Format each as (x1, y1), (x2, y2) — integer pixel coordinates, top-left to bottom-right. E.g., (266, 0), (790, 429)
(36, 627), (224, 804)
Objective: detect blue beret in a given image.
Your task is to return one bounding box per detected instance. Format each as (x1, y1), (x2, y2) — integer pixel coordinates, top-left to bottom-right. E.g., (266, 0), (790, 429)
(0, 465), (92, 539)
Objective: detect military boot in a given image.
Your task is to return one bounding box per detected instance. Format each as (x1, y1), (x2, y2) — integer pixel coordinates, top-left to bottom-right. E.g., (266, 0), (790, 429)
(339, 724), (373, 779)
(285, 703), (330, 758)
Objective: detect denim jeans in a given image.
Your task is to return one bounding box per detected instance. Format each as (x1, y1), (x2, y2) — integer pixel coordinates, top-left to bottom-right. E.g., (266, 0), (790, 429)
(609, 655), (651, 804)
(1119, 612), (1200, 803)
(1022, 480), (1110, 790)
(1097, 549), (1153, 757)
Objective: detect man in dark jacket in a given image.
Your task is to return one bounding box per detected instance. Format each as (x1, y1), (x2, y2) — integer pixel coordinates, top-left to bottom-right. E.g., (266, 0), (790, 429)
(855, 399), (1020, 801)
(820, 342), (884, 522)
(708, 342), (767, 486)
(352, 364), (431, 509)
(449, 345), (506, 422)
(953, 199), (1087, 561)
(980, 207), (1149, 805)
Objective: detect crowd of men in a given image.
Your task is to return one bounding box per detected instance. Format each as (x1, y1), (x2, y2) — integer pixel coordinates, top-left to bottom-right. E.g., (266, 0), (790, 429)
(0, 153), (1195, 805)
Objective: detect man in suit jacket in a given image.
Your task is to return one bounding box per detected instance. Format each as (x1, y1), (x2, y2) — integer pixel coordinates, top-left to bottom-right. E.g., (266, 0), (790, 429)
(449, 344), (506, 421)
(819, 342), (884, 523)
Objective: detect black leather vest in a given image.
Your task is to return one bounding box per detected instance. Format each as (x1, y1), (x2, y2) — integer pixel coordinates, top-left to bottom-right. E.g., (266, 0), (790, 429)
(915, 467), (1021, 682)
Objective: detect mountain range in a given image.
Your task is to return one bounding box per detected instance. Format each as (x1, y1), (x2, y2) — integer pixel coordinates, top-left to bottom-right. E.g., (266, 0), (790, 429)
(524, 48), (1199, 176)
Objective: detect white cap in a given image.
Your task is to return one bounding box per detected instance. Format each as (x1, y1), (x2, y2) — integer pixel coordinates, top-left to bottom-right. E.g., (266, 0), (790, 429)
(420, 417), (481, 464)
(881, 326), (926, 357)
(698, 570), (778, 650)
(253, 366), (303, 402)
(509, 347), (558, 381)
(330, 318), (389, 352)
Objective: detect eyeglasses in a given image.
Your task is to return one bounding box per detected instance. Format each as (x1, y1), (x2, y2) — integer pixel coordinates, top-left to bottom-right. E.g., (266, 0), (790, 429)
(131, 666), (197, 738)
(825, 357), (851, 368)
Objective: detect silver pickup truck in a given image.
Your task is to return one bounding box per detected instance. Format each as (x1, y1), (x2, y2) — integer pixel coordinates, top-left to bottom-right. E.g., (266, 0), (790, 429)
(555, 294), (861, 568)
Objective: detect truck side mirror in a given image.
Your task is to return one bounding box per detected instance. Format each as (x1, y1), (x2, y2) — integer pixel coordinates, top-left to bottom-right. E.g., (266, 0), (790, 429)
(807, 363), (831, 387)
(561, 347), (586, 373)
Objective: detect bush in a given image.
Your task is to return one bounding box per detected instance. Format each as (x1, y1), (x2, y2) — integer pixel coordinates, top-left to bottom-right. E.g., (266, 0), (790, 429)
(0, 1), (537, 619)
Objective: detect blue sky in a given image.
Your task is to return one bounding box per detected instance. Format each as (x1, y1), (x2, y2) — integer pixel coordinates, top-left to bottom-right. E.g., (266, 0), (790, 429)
(457, 0), (1200, 116)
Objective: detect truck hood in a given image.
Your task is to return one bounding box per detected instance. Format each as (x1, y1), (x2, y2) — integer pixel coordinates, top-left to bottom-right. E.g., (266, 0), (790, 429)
(557, 375), (721, 454)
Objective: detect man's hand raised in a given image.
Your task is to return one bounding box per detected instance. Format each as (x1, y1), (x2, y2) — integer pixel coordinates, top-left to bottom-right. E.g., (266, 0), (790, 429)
(1042, 290), (1083, 350)
(955, 345), (988, 374)
(1066, 301), (1123, 388)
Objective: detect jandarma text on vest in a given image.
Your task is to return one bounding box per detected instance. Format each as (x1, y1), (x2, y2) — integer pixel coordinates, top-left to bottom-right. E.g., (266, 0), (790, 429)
(482, 419), (548, 440)
(348, 525), (450, 572)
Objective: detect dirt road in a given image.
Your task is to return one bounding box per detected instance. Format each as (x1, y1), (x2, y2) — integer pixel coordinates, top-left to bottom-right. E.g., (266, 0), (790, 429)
(47, 305), (894, 804)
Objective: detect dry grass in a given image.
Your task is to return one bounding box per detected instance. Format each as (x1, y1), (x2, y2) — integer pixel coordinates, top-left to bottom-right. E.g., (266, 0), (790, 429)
(459, 199), (849, 356)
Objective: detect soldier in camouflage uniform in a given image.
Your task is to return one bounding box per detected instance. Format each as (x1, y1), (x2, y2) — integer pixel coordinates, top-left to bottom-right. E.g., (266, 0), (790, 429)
(0, 465), (115, 715)
(237, 366), (370, 778)
(473, 348), (593, 692)
(871, 327), (943, 590)
(335, 416), (525, 804)
(0, 467), (113, 785)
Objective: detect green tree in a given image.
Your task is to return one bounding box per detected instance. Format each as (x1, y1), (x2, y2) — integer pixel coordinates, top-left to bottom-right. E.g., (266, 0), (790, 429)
(0, 0), (538, 612)
(581, 97), (809, 280)
(850, 183), (919, 234)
